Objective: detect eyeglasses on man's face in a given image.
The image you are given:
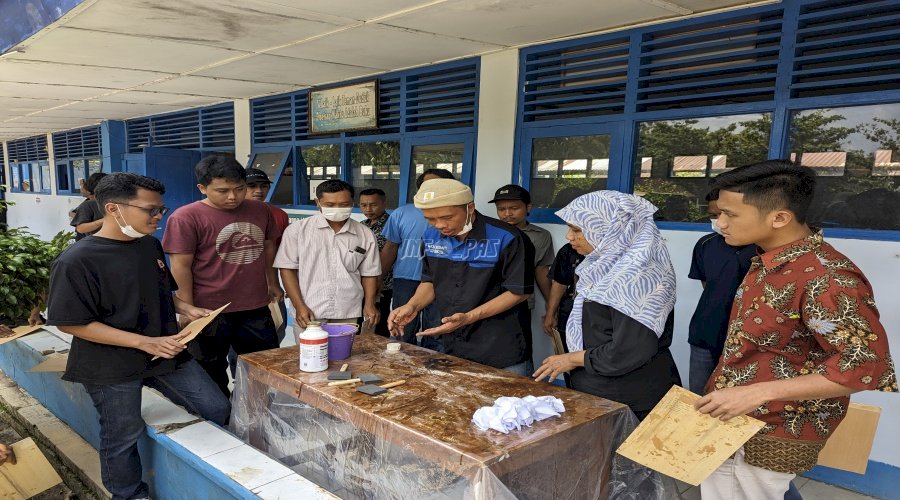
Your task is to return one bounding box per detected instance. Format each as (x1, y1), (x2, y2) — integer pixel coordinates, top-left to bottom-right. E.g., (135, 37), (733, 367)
(118, 203), (170, 217)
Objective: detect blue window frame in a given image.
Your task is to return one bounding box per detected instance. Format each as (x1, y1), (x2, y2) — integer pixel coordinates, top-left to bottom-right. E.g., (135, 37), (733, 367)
(518, 123), (624, 222)
(514, 0), (900, 240)
(53, 126), (104, 195)
(249, 58), (480, 210)
(247, 145), (292, 204)
(6, 135), (49, 193)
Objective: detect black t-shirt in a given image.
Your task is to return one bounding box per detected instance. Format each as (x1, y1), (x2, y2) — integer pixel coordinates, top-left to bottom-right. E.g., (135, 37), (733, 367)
(47, 235), (187, 384)
(569, 301), (681, 413)
(687, 233), (757, 358)
(70, 199), (104, 241)
(550, 243), (584, 299)
(421, 212), (534, 368)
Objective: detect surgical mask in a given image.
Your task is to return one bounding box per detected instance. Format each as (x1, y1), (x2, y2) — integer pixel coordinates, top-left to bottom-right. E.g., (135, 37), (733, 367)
(321, 207), (352, 222)
(710, 219), (723, 235)
(456, 209), (473, 236)
(114, 205), (147, 239)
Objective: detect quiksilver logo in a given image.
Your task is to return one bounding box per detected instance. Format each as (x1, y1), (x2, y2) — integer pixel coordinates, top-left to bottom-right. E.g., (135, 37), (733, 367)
(215, 222), (265, 265)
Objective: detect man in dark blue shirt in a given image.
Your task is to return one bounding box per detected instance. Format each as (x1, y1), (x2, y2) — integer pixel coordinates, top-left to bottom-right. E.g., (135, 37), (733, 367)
(388, 178), (535, 373)
(687, 193), (757, 394)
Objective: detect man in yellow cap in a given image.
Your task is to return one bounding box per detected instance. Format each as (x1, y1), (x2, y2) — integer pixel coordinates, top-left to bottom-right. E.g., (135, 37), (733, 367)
(388, 179), (535, 374)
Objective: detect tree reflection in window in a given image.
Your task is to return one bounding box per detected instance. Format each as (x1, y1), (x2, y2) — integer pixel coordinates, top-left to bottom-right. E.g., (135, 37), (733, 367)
(634, 114), (771, 221)
(530, 135), (611, 208)
(300, 144), (341, 202)
(408, 144), (465, 203)
(790, 104), (900, 231)
(351, 141), (400, 208)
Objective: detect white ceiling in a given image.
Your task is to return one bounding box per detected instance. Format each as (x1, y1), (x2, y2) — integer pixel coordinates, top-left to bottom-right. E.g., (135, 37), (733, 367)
(0, 0), (769, 141)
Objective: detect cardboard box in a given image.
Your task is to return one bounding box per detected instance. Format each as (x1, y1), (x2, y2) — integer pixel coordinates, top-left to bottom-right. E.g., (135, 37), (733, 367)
(817, 402), (881, 474)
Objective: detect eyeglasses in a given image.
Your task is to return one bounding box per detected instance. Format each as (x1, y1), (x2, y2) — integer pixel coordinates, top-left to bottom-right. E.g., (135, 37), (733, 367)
(118, 203), (169, 217)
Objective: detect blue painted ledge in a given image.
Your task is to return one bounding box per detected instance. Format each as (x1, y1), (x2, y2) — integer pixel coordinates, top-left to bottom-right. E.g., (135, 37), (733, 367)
(0, 330), (254, 499)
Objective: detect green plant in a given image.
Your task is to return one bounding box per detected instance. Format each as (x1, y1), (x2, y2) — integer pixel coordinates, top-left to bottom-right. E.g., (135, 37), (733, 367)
(0, 184), (12, 230)
(0, 229), (73, 323)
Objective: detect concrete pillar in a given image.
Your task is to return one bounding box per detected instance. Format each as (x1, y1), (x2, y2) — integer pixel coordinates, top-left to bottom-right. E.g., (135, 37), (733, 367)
(234, 99), (252, 166)
(472, 48), (520, 207)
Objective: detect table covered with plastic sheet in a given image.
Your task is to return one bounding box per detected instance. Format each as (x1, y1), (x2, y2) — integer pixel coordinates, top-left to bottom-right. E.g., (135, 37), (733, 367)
(231, 334), (674, 499)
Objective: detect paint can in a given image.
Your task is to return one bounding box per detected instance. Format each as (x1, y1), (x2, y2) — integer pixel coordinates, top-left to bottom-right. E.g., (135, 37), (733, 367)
(298, 321), (328, 372)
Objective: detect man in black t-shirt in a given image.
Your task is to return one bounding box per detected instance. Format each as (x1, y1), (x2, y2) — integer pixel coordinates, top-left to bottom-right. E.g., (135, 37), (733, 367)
(70, 172), (107, 241)
(47, 173), (230, 500)
(687, 194), (757, 394)
(543, 243), (585, 349)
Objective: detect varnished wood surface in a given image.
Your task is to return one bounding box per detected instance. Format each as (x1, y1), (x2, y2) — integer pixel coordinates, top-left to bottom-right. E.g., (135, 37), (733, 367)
(239, 333), (628, 472)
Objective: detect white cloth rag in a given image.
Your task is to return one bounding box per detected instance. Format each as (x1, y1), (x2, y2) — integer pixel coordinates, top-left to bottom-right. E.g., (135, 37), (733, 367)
(471, 395), (566, 434)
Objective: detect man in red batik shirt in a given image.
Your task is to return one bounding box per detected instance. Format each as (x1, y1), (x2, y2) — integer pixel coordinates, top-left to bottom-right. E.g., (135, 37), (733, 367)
(695, 160), (896, 499)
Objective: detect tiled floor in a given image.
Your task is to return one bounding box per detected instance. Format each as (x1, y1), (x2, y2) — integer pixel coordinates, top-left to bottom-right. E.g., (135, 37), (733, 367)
(677, 477), (877, 499)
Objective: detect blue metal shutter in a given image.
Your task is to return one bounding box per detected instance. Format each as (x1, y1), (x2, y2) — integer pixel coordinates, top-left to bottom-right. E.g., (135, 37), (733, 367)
(253, 94), (294, 144)
(404, 65), (477, 132)
(792, 0), (900, 98)
(636, 10), (783, 111)
(127, 103), (234, 152)
(52, 126), (102, 159)
(7, 135), (48, 162)
(522, 36), (630, 122)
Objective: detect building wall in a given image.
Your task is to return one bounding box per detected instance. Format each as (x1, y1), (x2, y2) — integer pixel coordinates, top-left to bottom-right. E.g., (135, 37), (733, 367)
(4, 191), (81, 240)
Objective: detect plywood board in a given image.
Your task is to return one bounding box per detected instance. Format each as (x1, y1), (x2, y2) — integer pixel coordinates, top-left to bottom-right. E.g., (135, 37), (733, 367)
(153, 303), (230, 360)
(269, 302), (284, 331)
(29, 353), (68, 372)
(0, 325), (44, 345)
(0, 438), (63, 499)
(616, 385), (766, 485)
(817, 402), (881, 474)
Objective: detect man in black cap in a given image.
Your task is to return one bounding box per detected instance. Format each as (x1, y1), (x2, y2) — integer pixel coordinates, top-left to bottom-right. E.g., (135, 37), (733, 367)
(245, 168), (290, 246)
(490, 184), (554, 374)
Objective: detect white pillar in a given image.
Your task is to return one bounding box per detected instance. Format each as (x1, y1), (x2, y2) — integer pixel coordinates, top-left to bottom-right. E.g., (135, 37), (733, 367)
(45, 132), (56, 195)
(473, 48), (520, 207)
(234, 99), (252, 167)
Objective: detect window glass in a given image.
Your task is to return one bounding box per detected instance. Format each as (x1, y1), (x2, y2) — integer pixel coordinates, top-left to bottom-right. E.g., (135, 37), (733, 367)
(11, 165), (20, 191)
(351, 141), (401, 208)
(72, 159), (86, 191)
(407, 143), (464, 202)
(19, 164), (32, 192)
(300, 144), (341, 202)
(40, 162), (52, 193)
(56, 162), (70, 192)
(88, 158), (102, 175)
(249, 152), (286, 180)
(270, 151), (294, 205)
(790, 103), (900, 231)
(634, 113), (771, 221)
(530, 135), (611, 208)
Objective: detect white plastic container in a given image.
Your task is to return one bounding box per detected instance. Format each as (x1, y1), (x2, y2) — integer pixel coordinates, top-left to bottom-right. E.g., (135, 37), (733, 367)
(298, 321), (328, 372)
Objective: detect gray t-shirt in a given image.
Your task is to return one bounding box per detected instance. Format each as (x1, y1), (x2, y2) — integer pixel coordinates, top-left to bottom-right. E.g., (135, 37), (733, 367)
(521, 223), (554, 309)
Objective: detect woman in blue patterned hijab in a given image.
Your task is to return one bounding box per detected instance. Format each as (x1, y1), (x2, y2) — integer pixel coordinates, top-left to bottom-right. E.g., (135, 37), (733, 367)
(533, 191), (681, 420)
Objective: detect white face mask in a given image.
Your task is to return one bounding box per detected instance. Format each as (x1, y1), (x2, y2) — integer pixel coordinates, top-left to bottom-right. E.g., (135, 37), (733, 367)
(456, 209), (473, 236)
(710, 219), (723, 235)
(321, 207), (352, 222)
(113, 205), (148, 239)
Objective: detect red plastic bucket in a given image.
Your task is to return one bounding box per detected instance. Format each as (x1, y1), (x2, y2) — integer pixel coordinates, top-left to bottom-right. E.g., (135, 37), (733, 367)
(323, 323), (358, 361)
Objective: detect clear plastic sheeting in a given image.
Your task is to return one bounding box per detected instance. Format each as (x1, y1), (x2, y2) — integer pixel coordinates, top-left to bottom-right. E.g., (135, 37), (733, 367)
(230, 334), (678, 499)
